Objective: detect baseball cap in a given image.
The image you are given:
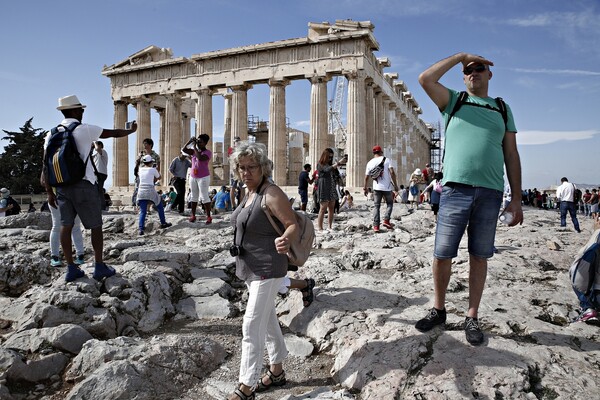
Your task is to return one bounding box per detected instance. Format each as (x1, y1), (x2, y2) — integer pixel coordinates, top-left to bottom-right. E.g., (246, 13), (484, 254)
(142, 155), (155, 163)
(372, 145), (382, 153)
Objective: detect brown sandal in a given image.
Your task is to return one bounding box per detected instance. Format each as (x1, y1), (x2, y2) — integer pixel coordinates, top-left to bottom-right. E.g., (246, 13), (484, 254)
(230, 388), (255, 400)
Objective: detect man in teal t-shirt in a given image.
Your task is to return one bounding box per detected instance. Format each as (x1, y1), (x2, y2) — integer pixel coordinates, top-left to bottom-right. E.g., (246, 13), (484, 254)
(415, 52), (523, 346)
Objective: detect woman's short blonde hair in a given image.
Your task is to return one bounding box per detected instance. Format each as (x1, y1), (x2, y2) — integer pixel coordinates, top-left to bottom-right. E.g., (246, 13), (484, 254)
(230, 141), (273, 180)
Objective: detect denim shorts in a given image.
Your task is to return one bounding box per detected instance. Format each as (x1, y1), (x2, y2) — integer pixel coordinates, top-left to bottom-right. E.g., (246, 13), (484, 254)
(298, 189), (308, 204)
(56, 180), (102, 229)
(434, 183), (502, 259)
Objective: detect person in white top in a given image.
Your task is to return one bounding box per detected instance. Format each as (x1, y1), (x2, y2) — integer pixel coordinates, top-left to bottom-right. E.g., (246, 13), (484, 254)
(92, 140), (109, 209)
(136, 155), (172, 235)
(363, 145), (399, 232)
(41, 95), (137, 282)
(555, 177), (581, 233)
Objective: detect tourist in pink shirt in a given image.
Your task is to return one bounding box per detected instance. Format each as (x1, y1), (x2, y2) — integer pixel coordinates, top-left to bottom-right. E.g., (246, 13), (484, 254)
(182, 134), (213, 224)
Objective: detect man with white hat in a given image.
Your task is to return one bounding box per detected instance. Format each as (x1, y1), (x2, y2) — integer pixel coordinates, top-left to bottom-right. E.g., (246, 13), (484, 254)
(41, 95), (137, 282)
(415, 53), (523, 345)
(0, 188), (14, 217)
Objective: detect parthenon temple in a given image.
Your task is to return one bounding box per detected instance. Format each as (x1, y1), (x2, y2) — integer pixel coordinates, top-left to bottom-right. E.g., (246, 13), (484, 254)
(102, 19), (434, 191)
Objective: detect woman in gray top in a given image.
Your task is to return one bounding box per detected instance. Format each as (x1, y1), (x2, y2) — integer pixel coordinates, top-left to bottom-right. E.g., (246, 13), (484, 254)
(228, 142), (298, 400)
(316, 148), (346, 231)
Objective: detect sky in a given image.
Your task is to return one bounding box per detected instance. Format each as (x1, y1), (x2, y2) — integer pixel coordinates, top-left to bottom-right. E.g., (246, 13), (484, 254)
(1, 0), (599, 191)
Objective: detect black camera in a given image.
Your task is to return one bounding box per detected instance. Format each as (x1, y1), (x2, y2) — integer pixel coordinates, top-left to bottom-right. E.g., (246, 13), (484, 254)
(229, 244), (244, 257)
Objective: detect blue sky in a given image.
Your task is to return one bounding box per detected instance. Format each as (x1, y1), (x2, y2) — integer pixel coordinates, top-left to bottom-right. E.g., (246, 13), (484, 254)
(1, 0), (599, 190)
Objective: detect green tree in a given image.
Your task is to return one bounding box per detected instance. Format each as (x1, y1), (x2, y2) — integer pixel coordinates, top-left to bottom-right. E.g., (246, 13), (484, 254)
(0, 118), (47, 194)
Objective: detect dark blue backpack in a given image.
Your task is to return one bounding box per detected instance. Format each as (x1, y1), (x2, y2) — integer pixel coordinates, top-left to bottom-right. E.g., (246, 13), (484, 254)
(45, 122), (88, 186)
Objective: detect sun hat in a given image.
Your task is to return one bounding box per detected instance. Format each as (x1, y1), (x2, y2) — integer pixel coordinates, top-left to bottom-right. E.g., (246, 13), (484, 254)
(372, 145), (382, 153)
(0, 188), (9, 195)
(414, 168), (422, 175)
(57, 95), (86, 110)
(142, 155), (155, 163)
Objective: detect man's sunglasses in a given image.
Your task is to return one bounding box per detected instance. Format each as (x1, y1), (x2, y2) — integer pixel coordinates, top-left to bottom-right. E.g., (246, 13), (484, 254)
(463, 64), (487, 75)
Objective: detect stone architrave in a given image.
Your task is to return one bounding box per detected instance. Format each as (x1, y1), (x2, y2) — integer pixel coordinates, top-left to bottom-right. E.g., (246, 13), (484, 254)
(231, 85), (250, 142)
(112, 101), (129, 187)
(195, 88), (214, 181)
(164, 94), (183, 187)
(268, 79), (289, 185)
(346, 71), (367, 188)
(133, 96), (152, 156)
(308, 75), (329, 171)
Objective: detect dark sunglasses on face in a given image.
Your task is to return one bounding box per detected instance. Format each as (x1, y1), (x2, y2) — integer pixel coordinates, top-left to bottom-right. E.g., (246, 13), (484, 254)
(463, 64), (487, 75)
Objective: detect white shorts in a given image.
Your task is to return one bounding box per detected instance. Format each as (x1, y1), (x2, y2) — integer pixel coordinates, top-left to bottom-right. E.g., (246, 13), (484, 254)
(190, 176), (210, 204)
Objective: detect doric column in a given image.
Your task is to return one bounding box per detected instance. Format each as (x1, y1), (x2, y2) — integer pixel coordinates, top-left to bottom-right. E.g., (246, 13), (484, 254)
(346, 71), (367, 188)
(156, 106), (165, 183)
(365, 79), (375, 148)
(181, 113), (191, 146)
(231, 84), (251, 141)
(268, 79), (289, 185)
(133, 96), (152, 155)
(195, 88), (214, 183)
(308, 75), (329, 171)
(374, 88), (384, 149)
(164, 93), (183, 187)
(112, 101), (129, 187)
(382, 97), (391, 152)
(223, 92), (233, 182)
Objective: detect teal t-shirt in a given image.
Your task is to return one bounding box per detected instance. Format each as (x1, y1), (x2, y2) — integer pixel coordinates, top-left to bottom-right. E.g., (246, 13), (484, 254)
(442, 89), (517, 191)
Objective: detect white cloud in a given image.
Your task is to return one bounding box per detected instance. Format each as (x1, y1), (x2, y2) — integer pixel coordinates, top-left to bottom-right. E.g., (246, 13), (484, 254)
(293, 120), (310, 127)
(518, 129), (600, 145)
(511, 68), (600, 76)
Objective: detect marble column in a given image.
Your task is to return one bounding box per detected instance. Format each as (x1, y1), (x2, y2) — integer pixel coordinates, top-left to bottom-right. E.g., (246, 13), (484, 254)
(374, 88), (383, 149)
(268, 79), (289, 185)
(164, 93), (183, 187)
(195, 88), (214, 183)
(308, 75), (329, 171)
(133, 96), (152, 155)
(382, 97), (391, 152)
(231, 85), (250, 141)
(181, 113), (191, 146)
(157, 106), (166, 184)
(365, 79), (375, 148)
(223, 92), (233, 182)
(112, 101), (129, 187)
(346, 71), (367, 188)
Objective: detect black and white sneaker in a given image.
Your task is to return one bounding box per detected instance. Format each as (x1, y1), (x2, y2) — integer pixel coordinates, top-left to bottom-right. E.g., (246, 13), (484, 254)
(415, 307), (446, 332)
(464, 317), (484, 345)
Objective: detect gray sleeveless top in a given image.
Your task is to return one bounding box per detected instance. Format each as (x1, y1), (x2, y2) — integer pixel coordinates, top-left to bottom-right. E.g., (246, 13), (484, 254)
(230, 185), (287, 281)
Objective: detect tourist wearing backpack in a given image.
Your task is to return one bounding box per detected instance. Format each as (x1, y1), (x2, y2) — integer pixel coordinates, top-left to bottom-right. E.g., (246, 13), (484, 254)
(0, 188), (20, 216)
(41, 95), (137, 283)
(415, 53), (523, 346)
(363, 145), (398, 232)
(0, 188), (14, 217)
(570, 218), (600, 324)
(228, 141), (300, 400)
(555, 177), (581, 233)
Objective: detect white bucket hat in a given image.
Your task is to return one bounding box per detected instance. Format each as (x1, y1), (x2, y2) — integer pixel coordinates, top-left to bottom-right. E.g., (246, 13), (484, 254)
(414, 168), (422, 175)
(57, 95), (86, 110)
(0, 188), (9, 196)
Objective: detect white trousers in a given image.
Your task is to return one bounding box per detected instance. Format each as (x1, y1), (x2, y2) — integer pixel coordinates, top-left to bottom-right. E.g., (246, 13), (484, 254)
(49, 204), (84, 257)
(239, 277), (288, 387)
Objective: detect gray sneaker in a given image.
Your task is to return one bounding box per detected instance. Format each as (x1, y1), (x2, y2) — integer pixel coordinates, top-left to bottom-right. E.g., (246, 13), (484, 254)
(464, 317), (484, 345)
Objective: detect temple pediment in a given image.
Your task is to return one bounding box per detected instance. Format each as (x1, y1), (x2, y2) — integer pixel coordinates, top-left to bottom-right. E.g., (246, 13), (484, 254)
(103, 45), (175, 72)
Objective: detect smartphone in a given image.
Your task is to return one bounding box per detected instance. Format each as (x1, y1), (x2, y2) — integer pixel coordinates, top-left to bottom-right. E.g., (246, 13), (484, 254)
(125, 121), (135, 130)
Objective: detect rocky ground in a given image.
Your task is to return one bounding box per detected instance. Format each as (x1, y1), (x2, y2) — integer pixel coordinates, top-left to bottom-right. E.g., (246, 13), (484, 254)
(1, 198), (599, 400)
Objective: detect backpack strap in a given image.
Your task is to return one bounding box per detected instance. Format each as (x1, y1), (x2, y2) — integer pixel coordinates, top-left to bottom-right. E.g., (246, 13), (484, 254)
(445, 91), (469, 131)
(494, 97), (508, 131)
(260, 183), (284, 236)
